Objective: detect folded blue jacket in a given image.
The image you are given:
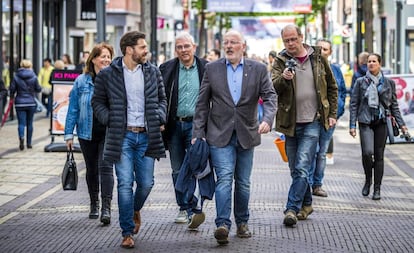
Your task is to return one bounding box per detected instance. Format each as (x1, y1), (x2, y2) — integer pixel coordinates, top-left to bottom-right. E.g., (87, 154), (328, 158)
(175, 138), (215, 211)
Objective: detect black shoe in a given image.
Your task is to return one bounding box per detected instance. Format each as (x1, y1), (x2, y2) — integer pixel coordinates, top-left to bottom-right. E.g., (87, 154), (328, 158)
(100, 198), (111, 225)
(19, 138), (24, 151)
(89, 200), (99, 219)
(372, 187), (381, 200)
(362, 183), (371, 196)
(27, 144), (32, 149)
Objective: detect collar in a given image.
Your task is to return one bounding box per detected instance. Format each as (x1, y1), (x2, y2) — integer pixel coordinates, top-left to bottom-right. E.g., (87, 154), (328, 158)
(179, 59), (196, 70)
(122, 59), (142, 72)
(225, 57), (244, 67)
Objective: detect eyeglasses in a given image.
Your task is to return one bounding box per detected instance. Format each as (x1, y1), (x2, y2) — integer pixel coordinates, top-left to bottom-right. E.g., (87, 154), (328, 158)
(283, 37), (299, 43)
(223, 40), (242, 46)
(176, 44), (192, 51)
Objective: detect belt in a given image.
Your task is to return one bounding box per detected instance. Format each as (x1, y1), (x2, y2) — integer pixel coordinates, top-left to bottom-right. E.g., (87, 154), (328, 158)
(126, 126), (146, 133)
(175, 116), (193, 122)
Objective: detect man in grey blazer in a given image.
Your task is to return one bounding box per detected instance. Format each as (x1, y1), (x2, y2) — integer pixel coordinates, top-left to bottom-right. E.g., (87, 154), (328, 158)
(192, 30), (277, 245)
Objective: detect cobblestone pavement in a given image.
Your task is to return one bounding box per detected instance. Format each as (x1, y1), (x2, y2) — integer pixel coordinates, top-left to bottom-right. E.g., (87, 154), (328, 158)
(0, 112), (414, 253)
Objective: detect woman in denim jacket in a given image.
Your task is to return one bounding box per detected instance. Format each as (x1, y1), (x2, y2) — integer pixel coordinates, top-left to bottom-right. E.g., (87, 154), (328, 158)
(64, 43), (114, 224)
(349, 53), (409, 200)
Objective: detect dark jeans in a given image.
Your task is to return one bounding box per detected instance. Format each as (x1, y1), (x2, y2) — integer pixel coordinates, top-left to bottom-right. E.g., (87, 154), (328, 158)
(41, 93), (52, 117)
(167, 120), (192, 211)
(358, 120), (388, 186)
(78, 138), (114, 200)
(16, 106), (36, 145)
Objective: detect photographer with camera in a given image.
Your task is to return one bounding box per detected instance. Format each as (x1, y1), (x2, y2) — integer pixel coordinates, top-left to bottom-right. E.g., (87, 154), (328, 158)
(271, 24), (338, 227)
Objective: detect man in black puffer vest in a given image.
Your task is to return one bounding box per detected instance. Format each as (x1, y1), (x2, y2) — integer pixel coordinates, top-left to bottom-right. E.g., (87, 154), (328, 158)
(92, 31), (167, 249)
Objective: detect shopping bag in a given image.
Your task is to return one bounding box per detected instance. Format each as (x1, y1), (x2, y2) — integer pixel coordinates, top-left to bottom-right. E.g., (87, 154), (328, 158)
(1, 99), (13, 128)
(274, 133), (288, 163)
(61, 150), (78, 190)
(35, 97), (46, 113)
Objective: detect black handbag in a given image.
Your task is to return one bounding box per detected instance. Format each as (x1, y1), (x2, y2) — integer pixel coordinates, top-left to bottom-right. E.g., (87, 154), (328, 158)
(62, 150), (78, 190)
(390, 116), (400, 137)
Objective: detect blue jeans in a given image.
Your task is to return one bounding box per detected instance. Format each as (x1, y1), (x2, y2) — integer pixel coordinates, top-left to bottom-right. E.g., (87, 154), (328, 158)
(309, 125), (335, 188)
(16, 106), (36, 145)
(115, 131), (155, 237)
(285, 120), (320, 213)
(210, 132), (254, 229)
(167, 121), (192, 211)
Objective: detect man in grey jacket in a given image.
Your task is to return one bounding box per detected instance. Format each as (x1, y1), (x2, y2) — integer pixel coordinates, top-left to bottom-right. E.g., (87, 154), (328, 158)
(92, 31), (167, 249)
(192, 30), (277, 245)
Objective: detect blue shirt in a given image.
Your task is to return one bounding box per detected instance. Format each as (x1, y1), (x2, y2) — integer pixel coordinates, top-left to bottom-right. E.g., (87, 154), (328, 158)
(226, 58), (244, 104)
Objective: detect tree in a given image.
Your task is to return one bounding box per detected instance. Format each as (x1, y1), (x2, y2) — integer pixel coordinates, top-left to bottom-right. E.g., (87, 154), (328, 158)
(363, 0), (373, 53)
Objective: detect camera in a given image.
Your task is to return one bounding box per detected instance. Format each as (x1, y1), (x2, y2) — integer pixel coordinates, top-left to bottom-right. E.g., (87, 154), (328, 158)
(285, 59), (297, 72)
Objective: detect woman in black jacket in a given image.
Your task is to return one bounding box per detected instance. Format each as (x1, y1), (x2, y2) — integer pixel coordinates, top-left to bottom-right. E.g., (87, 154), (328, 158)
(349, 53), (409, 200)
(9, 59), (41, 150)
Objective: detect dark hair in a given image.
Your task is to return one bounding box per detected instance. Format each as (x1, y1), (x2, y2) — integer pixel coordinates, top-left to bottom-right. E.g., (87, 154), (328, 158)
(85, 42), (114, 77)
(269, 50), (277, 58)
(120, 31), (146, 55)
(62, 53), (72, 64)
(316, 38), (332, 47)
(316, 38), (332, 52)
(43, 58), (52, 64)
(210, 48), (220, 57)
(368, 53), (382, 64)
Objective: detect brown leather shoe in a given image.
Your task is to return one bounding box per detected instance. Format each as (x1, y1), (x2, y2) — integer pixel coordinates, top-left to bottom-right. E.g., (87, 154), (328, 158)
(214, 225), (229, 245)
(312, 186), (328, 197)
(236, 223), (252, 238)
(297, 205), (314, 220)
(133, 211), (141, 234)
(121, 235), (134, 248)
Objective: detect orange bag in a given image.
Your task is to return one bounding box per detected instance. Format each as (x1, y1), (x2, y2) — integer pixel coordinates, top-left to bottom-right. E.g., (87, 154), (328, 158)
(274, 137), (288, 162)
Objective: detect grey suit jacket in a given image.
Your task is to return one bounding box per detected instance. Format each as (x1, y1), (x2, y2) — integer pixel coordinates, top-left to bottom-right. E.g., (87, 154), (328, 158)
(192, 58), (277, 149)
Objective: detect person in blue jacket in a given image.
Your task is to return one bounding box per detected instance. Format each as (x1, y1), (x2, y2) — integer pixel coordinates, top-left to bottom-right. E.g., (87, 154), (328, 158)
(64, 43), (115, 225)
(307, 39), (347, 201)
(9, 59), (41, 150)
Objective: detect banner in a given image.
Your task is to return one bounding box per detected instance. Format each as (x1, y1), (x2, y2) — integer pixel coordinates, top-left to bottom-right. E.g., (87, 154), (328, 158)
(49, 70), (81, 135)
(207, 0), (312, 13)
(387, 74), (414, 129)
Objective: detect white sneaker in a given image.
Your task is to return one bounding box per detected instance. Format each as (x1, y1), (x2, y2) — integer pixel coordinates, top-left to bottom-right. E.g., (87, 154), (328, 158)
(326, 156), (334, 165)
(174, 210), (188, 223)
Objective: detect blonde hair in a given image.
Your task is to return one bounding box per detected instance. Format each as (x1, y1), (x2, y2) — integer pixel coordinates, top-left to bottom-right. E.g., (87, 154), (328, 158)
(20, 59), (32, 69)
(54, 60), (65, 70)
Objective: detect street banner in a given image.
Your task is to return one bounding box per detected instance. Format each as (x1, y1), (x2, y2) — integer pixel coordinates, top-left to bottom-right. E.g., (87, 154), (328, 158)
(207, 0), (312, 13)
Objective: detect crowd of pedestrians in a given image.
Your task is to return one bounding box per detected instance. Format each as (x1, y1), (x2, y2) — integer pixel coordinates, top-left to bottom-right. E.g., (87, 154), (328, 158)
(1, 23), (412, 250)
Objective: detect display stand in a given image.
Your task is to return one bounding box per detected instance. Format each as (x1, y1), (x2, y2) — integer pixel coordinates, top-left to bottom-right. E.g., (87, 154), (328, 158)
(44, 70), (82, 152)
(386, 74), (414, 145)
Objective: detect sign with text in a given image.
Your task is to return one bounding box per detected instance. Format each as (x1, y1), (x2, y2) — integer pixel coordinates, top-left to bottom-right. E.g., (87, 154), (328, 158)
(50, 70), (81, 135)
(81, 0), (96, 20)
(207, 0), (312, 13)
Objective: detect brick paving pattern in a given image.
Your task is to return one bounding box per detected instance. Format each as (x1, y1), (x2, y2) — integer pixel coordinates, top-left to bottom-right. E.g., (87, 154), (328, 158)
(1, 112), (414, 252)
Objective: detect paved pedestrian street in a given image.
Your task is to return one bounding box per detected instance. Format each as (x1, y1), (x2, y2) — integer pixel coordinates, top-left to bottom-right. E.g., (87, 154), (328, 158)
(1, 114), (414, 253)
